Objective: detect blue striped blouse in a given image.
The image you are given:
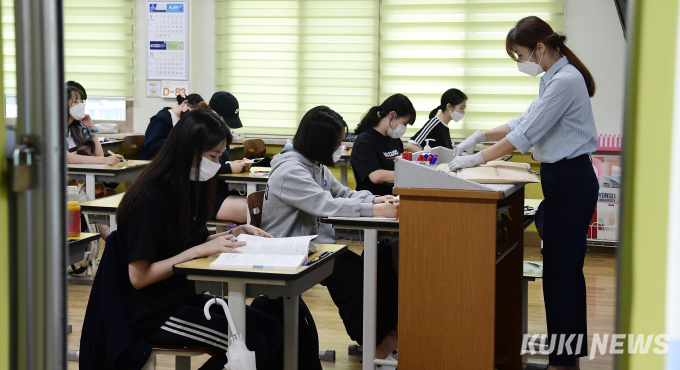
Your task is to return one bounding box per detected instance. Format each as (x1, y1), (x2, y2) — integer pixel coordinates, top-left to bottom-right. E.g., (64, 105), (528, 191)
(506, 56), (598, 163)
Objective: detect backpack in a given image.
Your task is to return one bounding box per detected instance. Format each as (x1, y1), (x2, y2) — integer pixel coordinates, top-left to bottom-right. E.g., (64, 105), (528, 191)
(250, 296), (322, 370)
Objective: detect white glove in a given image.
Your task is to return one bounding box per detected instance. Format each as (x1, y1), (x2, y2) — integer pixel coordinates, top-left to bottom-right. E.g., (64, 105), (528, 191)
(455, 130), (486, 156)
(448, 151), (486, 171)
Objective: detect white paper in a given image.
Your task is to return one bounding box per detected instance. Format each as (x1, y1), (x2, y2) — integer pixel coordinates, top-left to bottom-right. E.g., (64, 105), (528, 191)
(210, 253), (307, 270)
(235, 234), (317, 255)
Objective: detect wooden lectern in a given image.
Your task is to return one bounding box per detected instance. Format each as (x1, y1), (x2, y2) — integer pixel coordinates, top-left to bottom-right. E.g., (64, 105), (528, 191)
(393, 186), (525, 370)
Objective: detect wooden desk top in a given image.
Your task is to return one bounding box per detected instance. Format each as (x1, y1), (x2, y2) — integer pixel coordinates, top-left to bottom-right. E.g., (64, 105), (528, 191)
(341, 148), (352, 158)
(81, 193), (124, 212)
(394, 187), (506, 200)
(229, 144), (243, 149)
(173, 244), (346, 280)
(68, 232), (100, 247)
(218, 172), (269, 181)
(321, 217), (400, 230)
(68, 160), (150, 174)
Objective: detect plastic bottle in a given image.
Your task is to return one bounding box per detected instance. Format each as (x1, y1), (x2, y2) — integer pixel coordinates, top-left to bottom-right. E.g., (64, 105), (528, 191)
(423, 139), (435, 153)
(284, 138), (293, 148)
(67, 186), (81, 238)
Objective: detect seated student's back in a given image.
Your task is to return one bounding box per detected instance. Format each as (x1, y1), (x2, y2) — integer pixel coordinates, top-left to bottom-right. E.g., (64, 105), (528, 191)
(142, 93), (203, 160)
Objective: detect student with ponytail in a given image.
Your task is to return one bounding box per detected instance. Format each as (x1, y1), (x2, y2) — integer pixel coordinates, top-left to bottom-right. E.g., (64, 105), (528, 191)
(350, 93), (416, 195)
(448, 16), (598, 369)
(142, 93), (204, 160)
(405, 88), (467, 152)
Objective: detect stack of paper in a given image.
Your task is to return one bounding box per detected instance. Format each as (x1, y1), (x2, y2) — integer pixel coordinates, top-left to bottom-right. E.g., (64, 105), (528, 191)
(209, 234), (317, 270)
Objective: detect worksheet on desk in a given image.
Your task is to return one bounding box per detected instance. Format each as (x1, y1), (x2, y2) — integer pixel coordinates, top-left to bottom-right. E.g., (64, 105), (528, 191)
(234, 234), (317, 255)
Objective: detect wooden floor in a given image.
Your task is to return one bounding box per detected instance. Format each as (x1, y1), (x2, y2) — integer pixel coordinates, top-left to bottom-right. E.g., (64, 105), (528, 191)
(67, 234), (617, 369)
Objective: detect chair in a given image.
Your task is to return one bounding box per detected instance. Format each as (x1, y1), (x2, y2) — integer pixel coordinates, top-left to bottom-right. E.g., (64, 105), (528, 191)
(243, 139), (266, 158)
(123, 135), (145, 160)
(247, 191), (265, 228)
(142, 345), (219, 370)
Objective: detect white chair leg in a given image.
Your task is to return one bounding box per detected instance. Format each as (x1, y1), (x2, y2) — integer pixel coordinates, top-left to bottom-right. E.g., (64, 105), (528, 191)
(176, 355), (191, 370)
(141, 352), (156, 370)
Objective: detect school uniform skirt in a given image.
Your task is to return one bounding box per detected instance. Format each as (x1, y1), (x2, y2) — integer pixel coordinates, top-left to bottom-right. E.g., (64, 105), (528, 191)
(540, 154), (599, 366)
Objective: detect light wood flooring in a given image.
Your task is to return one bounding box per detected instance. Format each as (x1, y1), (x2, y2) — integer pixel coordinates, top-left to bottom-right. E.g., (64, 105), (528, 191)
(67, 235), (617, 369)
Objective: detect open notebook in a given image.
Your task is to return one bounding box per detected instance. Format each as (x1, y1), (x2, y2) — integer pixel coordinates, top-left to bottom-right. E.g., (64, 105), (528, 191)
(209, 234), (317, 270)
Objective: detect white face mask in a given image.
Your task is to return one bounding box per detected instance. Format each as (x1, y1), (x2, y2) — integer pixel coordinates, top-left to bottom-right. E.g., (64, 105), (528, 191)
(517, 48), (544, 77)
(449, 108), (465, 122)
(387, 115), (407, 139)
(190, 156), (221, 181)
(69, 102), (86, 121)
(332, 146), (343, 163)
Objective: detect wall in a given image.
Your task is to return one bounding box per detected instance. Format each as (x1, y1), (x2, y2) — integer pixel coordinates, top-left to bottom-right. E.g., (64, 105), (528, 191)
(0, 4), (7, 365)
(616, 0), (678, 368)
(564, 0), (627, 136)
(132, 0), (216, 133)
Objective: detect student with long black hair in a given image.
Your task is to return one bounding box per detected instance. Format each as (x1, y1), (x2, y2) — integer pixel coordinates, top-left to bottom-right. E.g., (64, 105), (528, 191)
(141, 93), (204, 160)
(406, 88), (467, 152)
(449, 16), (598, 369)
(105, 109), (282, 369)
(261, 106), (400, 366)
(350, 93), (416, 195)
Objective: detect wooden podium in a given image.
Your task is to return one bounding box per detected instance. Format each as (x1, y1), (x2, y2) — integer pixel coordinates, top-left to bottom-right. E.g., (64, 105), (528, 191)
(393, 186), (525, 370)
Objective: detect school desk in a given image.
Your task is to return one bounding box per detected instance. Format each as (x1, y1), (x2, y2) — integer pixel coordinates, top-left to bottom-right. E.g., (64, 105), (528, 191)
(68, 160), (150, 201)
(218, 170), (269, 196)
(100, 139), (123, 154)
(322, 197), (538, 370)
(173, 244), (347, 370)
(81, 193), (124, 231)
(319, 217), (399, 369)
(335, 148), (352, 186)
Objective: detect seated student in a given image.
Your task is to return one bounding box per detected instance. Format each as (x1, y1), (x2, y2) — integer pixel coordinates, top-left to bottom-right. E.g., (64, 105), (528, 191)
(260, 106), (400, 366)
(350, 93), (416, 195)
(141, 93), (204, 160)
(65, 81), (124, 241)
(209, 91), (251, 223)
(405, 88), (468, 152)
(112, 109), (282, 369)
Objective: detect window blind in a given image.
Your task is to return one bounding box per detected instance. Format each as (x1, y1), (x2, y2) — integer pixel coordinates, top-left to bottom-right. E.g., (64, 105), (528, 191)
(215, 0), (379, 135)
(2, 0), (134, 97)
(380, 0), (564, 138)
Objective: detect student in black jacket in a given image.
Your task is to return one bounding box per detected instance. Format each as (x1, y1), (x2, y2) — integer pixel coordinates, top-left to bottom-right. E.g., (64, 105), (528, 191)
(208, 92), (252, 222)
(406, 88), (468, 152)
(141, 93), (203, 160)
(350, 94), (416, 195)
(92, 109), (282, 370)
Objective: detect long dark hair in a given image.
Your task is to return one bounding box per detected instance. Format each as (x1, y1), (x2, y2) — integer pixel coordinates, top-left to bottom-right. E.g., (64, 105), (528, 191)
(355, 94), (416, 134)
(506, 16), (596, 97)
(117, 109), (231, 237)
(293, 106), (345, 167)
(429, 88), (468, 119)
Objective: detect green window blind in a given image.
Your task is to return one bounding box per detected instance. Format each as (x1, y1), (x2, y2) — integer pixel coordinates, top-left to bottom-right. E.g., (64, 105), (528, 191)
(215, 0), (379, 135)
(2, 0), (134, 97)
(380, 0), (564, 138)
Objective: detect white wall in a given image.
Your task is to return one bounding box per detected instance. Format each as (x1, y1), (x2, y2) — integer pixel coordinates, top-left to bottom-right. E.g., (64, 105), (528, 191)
(132, 0), (216, 133)
(131, 0), (627, 136)
(564, 0), (627, 136)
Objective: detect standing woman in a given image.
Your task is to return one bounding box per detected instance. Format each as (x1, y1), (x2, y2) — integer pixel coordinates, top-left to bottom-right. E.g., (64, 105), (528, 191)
(142, 93), (204, 160)
(350, 93), (416, 195)
(448, 16), (598, 369)
(405, 88), (467, 152)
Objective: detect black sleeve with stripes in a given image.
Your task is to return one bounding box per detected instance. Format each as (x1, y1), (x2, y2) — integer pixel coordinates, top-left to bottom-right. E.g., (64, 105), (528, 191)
(409, 118), (439, 146)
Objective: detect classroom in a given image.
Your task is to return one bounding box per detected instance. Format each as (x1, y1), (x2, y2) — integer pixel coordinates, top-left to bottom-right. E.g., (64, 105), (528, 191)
(0, 0), (677, 369)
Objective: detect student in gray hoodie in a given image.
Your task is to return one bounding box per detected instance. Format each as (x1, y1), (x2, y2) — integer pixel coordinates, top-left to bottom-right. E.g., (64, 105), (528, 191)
(260, 106), (400, 362)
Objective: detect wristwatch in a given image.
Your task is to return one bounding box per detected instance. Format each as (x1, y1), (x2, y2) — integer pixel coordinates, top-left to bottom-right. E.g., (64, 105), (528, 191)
(87, 126), (99, 135)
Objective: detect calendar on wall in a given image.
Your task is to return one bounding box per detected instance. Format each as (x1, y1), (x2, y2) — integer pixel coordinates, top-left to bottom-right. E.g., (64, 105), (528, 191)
(146, 1), (188, 81)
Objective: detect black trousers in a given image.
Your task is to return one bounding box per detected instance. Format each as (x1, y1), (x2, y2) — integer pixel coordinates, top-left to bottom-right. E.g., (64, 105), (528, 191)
(324, 243), (399, 346)
(540, 154), (599, 366)
(144, 295), (283, 370)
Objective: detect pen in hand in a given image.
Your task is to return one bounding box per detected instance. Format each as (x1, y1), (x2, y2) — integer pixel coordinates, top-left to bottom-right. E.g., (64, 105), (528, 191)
(108, 150), (127, 162)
